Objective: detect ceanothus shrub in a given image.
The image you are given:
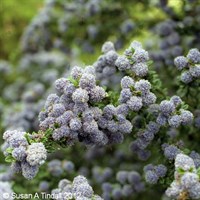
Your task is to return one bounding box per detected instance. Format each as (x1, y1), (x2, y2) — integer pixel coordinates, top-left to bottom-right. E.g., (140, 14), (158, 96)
(2, 41), (200, 200)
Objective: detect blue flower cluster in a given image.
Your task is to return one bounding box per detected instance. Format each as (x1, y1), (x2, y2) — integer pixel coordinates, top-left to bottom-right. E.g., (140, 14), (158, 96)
(20, 0), (138, 55)
(48, 159), (75, 177)
(102, 170), (145, 200)
(166, 153), (200, 200)
(157, 96), (193, 127)
(1, 37), (199, 199)
(144, 164), (167, 184)
(1, 0), (200, 199)
(51, 175), (103, 200)
(3, 130), (47, 179)
(174, 48), (200, 83)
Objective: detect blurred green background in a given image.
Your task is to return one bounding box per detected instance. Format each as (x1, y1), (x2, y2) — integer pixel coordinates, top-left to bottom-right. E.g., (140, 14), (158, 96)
(0, 0), (44, 61)
(0, 0), (183, 63)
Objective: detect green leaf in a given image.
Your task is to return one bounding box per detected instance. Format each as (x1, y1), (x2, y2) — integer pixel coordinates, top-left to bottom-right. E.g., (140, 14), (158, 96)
(68, 76), (79, 87)
(189, 167), (194, 172)
(6, 147), (13, 154)
(5, 155), (16, 163)
(183, 148), (190, 155)
(129, 60), (135, 65)
(45, 128), (53, 137)
(54, 122), (61, 129)
(147, 60), (154, 66)
(24, 133), (32, 144)
(177, 167), (185, 175)
(197, 167), (200, 176)
(181, 104), (189, 110)
(130, 47), (135, 54)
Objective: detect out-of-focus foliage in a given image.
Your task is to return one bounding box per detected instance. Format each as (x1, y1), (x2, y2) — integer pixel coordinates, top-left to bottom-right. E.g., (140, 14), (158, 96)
(0, 0), (200, 200)
(0, 0), (44, 61)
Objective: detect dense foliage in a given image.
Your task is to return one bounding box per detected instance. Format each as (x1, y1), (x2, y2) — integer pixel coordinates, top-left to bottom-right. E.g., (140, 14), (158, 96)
(0, 0), (200, 200)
